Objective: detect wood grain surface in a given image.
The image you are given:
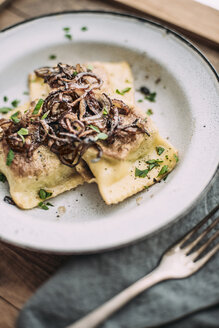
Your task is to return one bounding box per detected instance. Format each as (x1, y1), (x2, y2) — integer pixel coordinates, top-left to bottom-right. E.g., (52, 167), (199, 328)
(109, 0), (219, 45)
(0, 1), (218, 327)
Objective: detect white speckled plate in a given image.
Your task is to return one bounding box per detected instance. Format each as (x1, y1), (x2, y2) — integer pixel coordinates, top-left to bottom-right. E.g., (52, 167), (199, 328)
(0, 12), (218, 253)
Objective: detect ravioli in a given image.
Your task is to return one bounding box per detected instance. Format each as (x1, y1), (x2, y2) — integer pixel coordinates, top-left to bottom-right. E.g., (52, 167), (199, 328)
(29, 62), (134, 106)
(29, 61), (136, 189)
(83, 111), (178, 205)
(0, 61), (178, 208)
(0, 62), (135, 209)
(0, 103), (85, 209)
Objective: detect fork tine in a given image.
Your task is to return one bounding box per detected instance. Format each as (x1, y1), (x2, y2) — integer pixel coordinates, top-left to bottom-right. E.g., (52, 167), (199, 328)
(178, 204), (219, 248)
(190, 230), (219, 261)
(184, 217), (219, 254)
(194, 243), (219, 268)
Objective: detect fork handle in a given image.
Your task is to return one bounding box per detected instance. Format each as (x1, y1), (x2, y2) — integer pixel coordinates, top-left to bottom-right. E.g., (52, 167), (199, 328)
(66, 267), (167, 328)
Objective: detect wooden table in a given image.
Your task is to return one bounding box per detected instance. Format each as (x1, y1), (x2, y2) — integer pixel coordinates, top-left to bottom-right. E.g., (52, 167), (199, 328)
(0, 1), (218, 327)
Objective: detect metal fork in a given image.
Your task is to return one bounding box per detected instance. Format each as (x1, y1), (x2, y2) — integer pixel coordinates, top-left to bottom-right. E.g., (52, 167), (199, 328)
(67, 205), (219, 328)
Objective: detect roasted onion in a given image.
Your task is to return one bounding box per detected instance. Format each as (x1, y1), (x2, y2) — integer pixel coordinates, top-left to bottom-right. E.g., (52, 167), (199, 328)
(0, 63), (150, 167)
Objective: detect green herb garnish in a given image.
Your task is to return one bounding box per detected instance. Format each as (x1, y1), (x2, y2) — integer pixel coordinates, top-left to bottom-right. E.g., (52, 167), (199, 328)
(65, 34), (72, 40)
(103, 107), (108, 115)
(38, 201), (49, 210)
(116, 87), (131, 95)
(3, 96), (8, 102)
(174, 154), (179, 162)
(87, 65), (93, 71)
(0, 107), (12, 114)
(11, 99), (20, 108)
(17, 128), (28, 143)
(81, 26), (88, 31)
(146, 159), (163, 171)
(49, 54), (57, 60)
(137, 99), (143, 103)
(46, 202), (54, 207)
(89, 125), (108, 141)
(38, 200), (53, 210)
(73, 71), (78, 77)
(156, 146), (165, 156)
(63, 27), (72, 40)
(33, 98), (44, 115)
(145, 92), (156, 102)
(158, 165), (168, 177)
(135, 167), (149, 178)
(10, 111), (20, 123)
(6, 149), (14, 166)
(38, 189), (53, 200)
(23, 91), (29, 95)
(146, 109), (153, 115)
(0, 173), (6, 183)
(95, 133), (108, 141)
(89, 125), (100, 133)
(163, 174), (168, 181)
(41, 110), (50, 120)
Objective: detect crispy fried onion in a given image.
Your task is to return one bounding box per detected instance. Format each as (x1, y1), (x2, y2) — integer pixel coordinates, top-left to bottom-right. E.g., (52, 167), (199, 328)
(0, 63), (150, 167)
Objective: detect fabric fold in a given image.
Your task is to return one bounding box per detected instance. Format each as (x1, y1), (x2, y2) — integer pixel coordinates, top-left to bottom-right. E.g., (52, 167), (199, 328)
(17, 175), (219, 328)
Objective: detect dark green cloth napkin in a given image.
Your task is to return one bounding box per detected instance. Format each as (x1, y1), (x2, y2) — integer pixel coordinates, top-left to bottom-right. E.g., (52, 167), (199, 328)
(17, 174), (219, 328)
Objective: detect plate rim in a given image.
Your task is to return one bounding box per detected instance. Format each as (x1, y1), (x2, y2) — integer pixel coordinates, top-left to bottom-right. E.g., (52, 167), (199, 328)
(0, 10), (218, 254)
(1, 10), (218, 82)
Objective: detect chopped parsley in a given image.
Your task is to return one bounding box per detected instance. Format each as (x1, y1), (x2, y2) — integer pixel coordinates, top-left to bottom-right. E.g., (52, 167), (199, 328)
(156, 146), (165, 156)
(0, 107), (12, 114)
(10, 111), (20, 123)
(6, 149), (14, 166)
(3, 96), (8, 102)
(41, 110), (50, 120)
(38, 189), (53, 200)
(103, 107), (108, 115)
(0, 173), (6, 183)
(135, 167), (149, 178)
(87, 65), (93, 71)
(17, 128), (28, 143)
(46, 202), (54, 207)
(81, 26), (88, 31)
(163, 174), (168, 181)
(33, 99), (44, 115)
(11, 99), (20, 108)
(89, 125), (100, 133)
(146, 159), (163, 171)
(146, 109), (153, 116)
(38, 201), (54, 210)
(65, 33), (72, 40)
(95, 133), (108, 141)
(63, 27), (72, 40)
(116, 87), (131, 95)
(89, 125), (108, 141)
(174, 154), (179, 162)
(137, 99), (143, 103)
(23, 91), (29, 95)
(158, 165), (168, 176)
(145, 92), (156, 102)
(73, 71), (78, 77)
(49, 54), (57, 60)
